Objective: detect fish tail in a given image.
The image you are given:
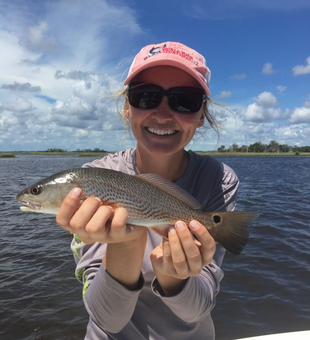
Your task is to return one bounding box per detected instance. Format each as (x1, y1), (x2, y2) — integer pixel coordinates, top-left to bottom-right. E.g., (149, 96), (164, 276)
(202, 211), (259, 255)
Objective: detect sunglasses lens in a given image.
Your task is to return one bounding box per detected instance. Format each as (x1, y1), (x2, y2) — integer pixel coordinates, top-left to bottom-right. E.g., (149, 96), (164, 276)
(169, 88), (204, 113)
(128, 83), (205, 113)
(128, 84), (162, 109)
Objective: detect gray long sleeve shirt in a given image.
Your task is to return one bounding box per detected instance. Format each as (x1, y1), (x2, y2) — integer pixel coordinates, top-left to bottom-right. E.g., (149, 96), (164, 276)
(71, 149), (239, 340)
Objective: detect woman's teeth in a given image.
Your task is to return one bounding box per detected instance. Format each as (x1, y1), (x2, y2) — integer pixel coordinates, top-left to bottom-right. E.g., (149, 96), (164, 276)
(147, 128), (177, 136)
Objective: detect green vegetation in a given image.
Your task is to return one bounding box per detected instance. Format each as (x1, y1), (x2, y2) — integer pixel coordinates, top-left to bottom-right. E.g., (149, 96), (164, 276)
(0, 153), (15, 158)
(75, 148), (107, 153)
(197, 151), (310, 157)
(216, 141), (310, 155)
(45, 148), (107, 153)
(16, 148), (109, 156)
(78, 152), (108, 157)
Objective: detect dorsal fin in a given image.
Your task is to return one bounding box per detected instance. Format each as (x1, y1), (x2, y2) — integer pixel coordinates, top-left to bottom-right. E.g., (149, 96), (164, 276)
(135, 173), (201, 209)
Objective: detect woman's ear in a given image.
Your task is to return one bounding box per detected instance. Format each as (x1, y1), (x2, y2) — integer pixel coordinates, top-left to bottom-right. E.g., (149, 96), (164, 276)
(198, 112), (204, 128)
(124, 105), (130, 119)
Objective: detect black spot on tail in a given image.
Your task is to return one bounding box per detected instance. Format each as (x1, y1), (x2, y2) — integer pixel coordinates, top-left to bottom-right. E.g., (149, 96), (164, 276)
(213, 215), (221, 224)
(207, 211), (259, 255)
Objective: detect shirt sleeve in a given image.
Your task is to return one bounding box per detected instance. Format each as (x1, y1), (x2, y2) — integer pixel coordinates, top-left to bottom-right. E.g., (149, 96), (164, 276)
(152, 261), (223, 322)
(71, 235), (144, 333)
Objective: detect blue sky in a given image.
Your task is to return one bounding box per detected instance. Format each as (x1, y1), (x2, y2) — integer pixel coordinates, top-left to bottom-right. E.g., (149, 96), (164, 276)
(0, 0), (309, 152)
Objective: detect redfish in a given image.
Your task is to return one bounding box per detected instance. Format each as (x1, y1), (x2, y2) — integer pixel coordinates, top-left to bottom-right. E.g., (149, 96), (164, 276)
(16, 168), (258, 255)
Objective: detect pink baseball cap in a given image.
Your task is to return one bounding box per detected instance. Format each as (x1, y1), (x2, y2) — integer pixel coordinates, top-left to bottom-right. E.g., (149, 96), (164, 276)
(124, 41), (211, 96)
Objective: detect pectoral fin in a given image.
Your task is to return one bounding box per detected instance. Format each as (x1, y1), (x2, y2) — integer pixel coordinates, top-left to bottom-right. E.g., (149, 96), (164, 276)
(150, 225), (171, 239)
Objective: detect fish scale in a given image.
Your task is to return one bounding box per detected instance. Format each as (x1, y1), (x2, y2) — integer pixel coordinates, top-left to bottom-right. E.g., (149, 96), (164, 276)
(16, 167), (258, 255)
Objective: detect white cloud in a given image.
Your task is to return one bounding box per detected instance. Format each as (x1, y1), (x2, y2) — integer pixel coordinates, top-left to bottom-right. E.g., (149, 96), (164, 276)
(290, 105), (310, 123)
(255, 92), (278, 107)
(262, 62), (276, 75)
(242, 103), (281, 122)
(1, 97), (33, 112)
(240, 92), (283, 122)
(213, 91), (310, 149)
(22, 21), (57, 52)
(275, 124), (310, 145)
(292, 56), (310, 75)
(231, 73), (247, 80)
(54, 70), (94, 81)
(216, 91), (232, 98)
(1, 82), (41, 92)
(276, 85), (287, 94)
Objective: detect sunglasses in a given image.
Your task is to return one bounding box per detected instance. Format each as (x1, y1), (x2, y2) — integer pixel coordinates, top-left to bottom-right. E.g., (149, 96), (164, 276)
(127, 82), (206, 113)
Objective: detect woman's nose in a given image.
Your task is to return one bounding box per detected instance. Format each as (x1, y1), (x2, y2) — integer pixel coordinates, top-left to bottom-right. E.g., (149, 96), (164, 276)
(151, 96), (173, 120)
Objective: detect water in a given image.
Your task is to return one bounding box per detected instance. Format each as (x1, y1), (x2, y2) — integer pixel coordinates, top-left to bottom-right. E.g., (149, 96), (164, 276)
(0, 155), (309, 340)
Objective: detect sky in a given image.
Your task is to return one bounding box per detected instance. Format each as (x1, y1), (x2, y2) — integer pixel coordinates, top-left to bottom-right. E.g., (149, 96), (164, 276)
(0, 0), (309, 152)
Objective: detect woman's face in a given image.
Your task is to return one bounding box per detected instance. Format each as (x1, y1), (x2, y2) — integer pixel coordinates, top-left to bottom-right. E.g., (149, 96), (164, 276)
(125, 66), (205, 158)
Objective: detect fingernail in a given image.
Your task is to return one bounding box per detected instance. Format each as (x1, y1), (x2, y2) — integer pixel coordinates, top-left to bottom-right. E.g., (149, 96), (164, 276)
(189, 220), (200, 230)
(95, 197), (102, 204)
(70, 188), (82, 199)
(168, 226), (176, 234)
(175, 221), (186, 231)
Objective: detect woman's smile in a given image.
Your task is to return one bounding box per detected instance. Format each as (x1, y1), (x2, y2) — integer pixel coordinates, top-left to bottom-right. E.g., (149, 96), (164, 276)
(146, 127), (179, 136)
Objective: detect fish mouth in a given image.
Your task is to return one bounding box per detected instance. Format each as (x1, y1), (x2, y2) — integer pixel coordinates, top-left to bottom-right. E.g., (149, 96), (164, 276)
(19, 201), (42, 211)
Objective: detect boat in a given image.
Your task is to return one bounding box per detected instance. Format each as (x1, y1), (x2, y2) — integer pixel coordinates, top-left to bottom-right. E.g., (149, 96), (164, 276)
(235, 330), (310, 339)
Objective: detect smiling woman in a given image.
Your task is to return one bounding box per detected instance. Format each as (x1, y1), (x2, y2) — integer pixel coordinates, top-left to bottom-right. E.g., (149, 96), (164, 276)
(54, 41), (246, 340)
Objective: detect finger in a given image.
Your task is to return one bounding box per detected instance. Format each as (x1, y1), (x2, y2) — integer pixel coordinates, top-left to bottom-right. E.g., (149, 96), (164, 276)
(70, 197), (102, 229)
(69, 197), (103, 243)
(162, 237), (176, 276)
(168, 226), (189, 278)
(189, 220), (216, 265)
(175, 221), (202, 275)
(109, 207), (129, 241)
(56, 188), (82, 231)
(84, 205), (114, 235)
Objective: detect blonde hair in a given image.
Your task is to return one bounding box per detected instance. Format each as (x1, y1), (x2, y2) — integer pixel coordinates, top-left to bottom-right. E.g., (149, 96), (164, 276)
(114, 87), (223, 139)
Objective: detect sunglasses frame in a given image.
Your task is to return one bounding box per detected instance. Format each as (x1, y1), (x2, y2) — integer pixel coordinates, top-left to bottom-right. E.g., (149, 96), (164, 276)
(127, 82), (206, 114)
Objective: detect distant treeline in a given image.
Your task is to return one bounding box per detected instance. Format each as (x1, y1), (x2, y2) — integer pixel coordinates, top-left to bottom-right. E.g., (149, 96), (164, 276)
(46, 148), (107, 153)
(45, 144), (310, 154)
(217, 141), (310, 153)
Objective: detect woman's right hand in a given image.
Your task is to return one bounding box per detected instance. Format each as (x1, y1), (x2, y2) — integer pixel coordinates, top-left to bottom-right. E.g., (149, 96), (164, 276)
(56, 188), (147, 244)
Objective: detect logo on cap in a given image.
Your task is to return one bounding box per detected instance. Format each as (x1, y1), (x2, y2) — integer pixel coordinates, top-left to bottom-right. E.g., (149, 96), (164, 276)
(144, 43), (196, 65)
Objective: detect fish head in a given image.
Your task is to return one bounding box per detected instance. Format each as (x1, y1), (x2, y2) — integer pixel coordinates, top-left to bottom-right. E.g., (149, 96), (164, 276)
(16, 172), (78, 214)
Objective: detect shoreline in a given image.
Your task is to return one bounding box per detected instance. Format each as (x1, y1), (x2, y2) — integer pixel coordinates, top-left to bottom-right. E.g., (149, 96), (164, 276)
(197, 152), (310, 157)
(1, 151), (310, 158)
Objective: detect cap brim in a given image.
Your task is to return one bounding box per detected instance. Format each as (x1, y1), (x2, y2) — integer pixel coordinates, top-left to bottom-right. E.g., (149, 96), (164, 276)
(124, 58), (210, 96)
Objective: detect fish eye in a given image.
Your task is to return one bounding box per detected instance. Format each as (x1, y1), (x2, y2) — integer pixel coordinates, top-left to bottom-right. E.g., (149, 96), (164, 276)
(30, 186), (42, 195)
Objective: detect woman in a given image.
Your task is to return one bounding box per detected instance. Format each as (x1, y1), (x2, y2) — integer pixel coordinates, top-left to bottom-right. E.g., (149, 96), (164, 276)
(56, 41), (239, 339)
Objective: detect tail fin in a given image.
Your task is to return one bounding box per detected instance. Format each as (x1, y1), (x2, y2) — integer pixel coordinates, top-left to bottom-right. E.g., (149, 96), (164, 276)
(206, 211), (259, 255)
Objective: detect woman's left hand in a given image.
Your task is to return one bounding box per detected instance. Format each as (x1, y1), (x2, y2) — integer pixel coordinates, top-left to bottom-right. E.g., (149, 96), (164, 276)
(150, 220), (216, 295)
